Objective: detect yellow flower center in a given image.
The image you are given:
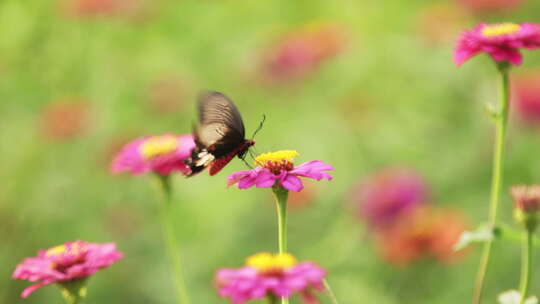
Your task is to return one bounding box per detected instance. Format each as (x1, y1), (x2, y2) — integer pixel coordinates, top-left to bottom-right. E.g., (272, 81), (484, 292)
(140, 135), (178, 160)
(46, 245), (67, 257)
(45, 243), (84, 257)
(255, 150), (299, 174)
(246, 253), (297, 273)
(482, 23), (521, 37)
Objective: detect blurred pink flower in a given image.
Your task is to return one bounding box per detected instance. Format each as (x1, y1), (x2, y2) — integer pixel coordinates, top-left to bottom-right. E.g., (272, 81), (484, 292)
(227, 150), (333, 192)
(456, 0), (525, 14)
(353, 168), (428, 232)
(260, 23), (347, 82)
(63, 0), (148, 19)
(110, 134), (195, 176)
(454, 22), (540, 66)
(513, 70), (540, 125)
(376, 207), (468, 267)
(511, 185), (540, 213)
(39, 101), (89, 141)
(12, 241), (123, 298)
(215, 253), (326, 304)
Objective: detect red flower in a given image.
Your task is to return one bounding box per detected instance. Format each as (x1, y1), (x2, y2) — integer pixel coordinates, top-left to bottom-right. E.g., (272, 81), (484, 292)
(513, 70), (540, 125)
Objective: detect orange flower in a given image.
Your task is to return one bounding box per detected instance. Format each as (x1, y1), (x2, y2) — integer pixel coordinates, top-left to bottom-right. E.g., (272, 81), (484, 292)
(416, 3), (470, 46)
(38, 101), (89, 141)
(376, 207), (468, 266)
(456, 0), (524, 14)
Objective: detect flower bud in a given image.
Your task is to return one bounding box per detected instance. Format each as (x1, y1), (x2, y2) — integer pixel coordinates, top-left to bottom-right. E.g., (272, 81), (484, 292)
(511, 185), (540, 232)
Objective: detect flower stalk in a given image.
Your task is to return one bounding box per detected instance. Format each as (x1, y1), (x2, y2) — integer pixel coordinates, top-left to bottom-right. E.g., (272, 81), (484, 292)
(519, 230), (533, 304)
(59, 280), (87, 304)
(473, 64), (511, 304)
(272, 186), (289, 304)
(157, 175), (191, 304)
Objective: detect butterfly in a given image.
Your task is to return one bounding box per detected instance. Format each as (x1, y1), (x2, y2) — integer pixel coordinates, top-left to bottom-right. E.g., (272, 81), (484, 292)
(185, 91), (256, 176)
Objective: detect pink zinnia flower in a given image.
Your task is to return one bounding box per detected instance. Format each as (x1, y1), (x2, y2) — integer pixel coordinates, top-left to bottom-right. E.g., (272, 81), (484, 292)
(215, 253), (326, 303)
(454, 22), (540, 67)
(227, 150), (333, 192)
(12, 241), (123, 298)
(353, 168), (428, 232)
(110, 134), (195, 176)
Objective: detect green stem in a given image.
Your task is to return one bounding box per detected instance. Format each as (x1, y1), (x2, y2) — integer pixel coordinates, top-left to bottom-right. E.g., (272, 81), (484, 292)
(518, 231), (533, 304)
(157, 175), (191, 304)
(473, 66), (510, 304)
(272, 186), (289, 304)
(58, 280), (87, 304)
(267, 294), (279, 304)
(323, 279), (339, 304)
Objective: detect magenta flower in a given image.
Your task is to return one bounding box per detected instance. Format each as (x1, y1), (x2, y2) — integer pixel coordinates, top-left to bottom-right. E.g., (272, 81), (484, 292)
(227, 150), (333, 192)
(12, 241), (123, 298)
(110, 133), (195, 176)
(454, 22), (540, 67)
(353, 167), (428, 232)
(215, 253), (326, 303)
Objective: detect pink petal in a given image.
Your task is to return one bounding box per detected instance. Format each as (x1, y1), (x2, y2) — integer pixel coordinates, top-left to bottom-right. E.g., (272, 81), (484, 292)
(238, 172), (259, 189)
(488, 48), (523, 65)
(290, 160), (334, 181)
(227, 170), (254, 187)
(21, 282), (46, 298)
(281, 174), (304, 192)
(254, 170), (278, 188)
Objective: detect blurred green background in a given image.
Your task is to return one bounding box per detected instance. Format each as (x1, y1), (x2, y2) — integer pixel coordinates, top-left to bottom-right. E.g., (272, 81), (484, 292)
(2, 0), (540, 303)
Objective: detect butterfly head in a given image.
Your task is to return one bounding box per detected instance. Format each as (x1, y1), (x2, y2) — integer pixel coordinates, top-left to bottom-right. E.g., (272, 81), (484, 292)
(238, 140), (256, 159)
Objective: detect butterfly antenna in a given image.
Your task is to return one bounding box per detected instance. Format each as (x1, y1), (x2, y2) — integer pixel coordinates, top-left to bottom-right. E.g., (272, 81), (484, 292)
(251, 114), (266, 140)
(248, 149), (257, 161)
(241, 156), (253, 169)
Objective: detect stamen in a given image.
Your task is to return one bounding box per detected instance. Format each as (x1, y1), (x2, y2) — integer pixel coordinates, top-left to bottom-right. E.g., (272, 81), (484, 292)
(482, 23), (521, 37)
(140, 135), (178, 160)
(255, 150), (299, 165)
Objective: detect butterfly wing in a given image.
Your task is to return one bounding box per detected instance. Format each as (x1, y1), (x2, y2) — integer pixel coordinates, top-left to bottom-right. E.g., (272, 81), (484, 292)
(185, 91), (249, 176)
(196, 91), (246, 157)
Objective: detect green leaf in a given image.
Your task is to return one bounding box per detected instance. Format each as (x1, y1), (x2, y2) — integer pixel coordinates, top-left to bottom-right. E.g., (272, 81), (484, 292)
(454, 225), (495, 251)
(484, 102), (500, 121)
